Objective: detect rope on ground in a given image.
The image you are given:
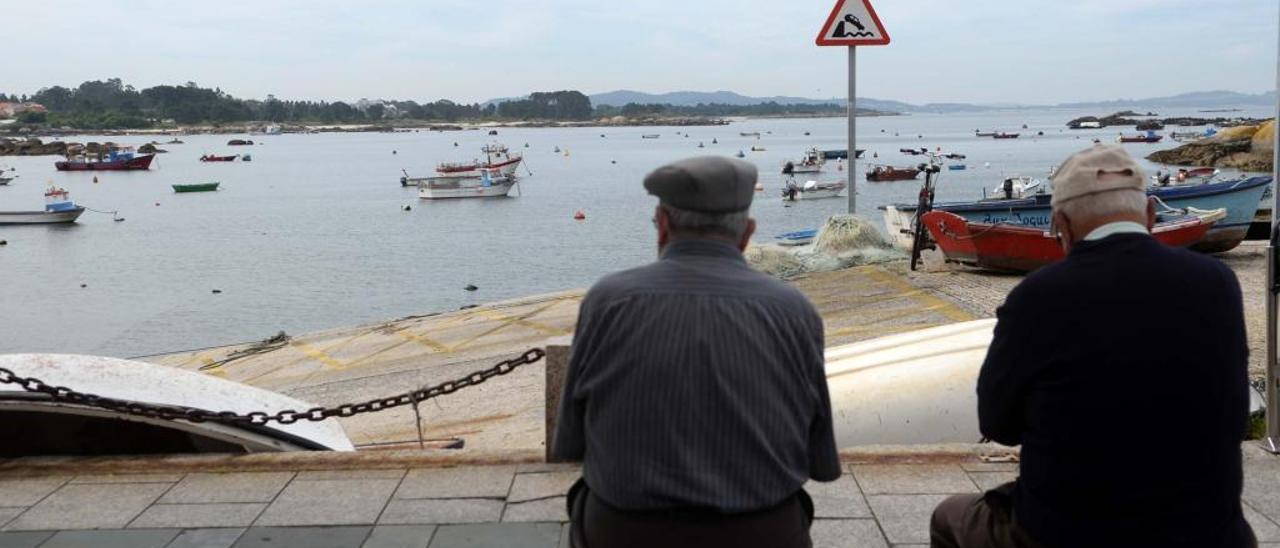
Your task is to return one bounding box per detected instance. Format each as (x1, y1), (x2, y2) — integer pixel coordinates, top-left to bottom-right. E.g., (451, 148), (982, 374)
(81, 206), (124, 221)
(200, 330), (291, 371)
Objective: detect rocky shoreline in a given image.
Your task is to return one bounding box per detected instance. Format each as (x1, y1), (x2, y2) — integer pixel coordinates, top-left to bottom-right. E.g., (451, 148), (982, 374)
(1066, 111), (1267, 130)
(1146, 121), (1275, 172)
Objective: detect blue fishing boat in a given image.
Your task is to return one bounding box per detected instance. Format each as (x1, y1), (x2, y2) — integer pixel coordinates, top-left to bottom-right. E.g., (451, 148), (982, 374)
(776, 229), (818, 246)
(880, 176), (1272, 253)
(948, 164), (967, 171)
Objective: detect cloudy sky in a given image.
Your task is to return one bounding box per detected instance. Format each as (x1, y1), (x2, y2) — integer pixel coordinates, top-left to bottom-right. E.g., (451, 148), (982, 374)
(3, 0), (1277, 105)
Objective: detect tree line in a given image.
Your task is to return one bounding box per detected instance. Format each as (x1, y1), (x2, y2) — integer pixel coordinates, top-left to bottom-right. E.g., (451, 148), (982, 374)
(1, 79), (846, 130)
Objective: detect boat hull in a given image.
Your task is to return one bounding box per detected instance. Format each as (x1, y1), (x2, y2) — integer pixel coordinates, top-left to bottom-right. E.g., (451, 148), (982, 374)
(55, 154), (155, 171)
(173, 183), (220, 193)
(867, 168), (920, 182)
(882, 176), (1272, 253)
(0, 207), (85, 225)
(418, 181), (516, 199)
(436, 156), (522, 176)
(783, 183), (846, 201)
(922, 210), (1216, 273)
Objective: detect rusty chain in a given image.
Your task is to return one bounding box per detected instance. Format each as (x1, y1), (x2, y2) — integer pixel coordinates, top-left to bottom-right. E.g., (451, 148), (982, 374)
(0, 348), (544, 427)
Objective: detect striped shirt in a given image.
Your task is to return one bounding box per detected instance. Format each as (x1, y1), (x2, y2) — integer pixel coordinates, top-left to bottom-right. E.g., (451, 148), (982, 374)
(552, 238), (841, 512)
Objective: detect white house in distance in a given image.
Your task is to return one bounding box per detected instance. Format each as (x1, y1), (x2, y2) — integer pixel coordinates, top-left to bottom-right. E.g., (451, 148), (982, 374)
(0, 102), (47, 119)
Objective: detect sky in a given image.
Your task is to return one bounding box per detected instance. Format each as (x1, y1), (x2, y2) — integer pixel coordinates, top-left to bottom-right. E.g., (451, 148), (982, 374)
(2, 0), (1277, 106)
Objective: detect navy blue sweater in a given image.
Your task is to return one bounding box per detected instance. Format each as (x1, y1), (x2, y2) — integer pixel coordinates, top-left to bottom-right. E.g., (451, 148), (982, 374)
(978, 233), (1251, 548)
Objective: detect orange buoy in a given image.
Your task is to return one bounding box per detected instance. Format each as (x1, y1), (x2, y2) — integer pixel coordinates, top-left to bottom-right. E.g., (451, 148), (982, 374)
(573, 210), (586, 221)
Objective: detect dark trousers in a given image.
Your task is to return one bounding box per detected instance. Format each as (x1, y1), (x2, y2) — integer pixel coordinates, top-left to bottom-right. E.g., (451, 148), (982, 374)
(930, 483), (1042, 548)
(931, 483), (1258, 548)
(567, 479), (814, 548)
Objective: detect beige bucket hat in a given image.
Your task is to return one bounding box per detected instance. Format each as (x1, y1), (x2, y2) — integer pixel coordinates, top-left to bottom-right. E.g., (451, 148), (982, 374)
(1050, 144), (1146, 207)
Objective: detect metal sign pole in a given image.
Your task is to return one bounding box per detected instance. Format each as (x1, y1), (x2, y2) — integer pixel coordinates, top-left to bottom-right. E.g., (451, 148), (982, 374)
(1267, 3), (1280, 453)
(848, 45), (857, 215)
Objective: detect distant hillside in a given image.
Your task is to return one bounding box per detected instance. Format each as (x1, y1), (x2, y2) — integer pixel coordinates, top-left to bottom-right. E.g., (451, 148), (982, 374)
(590, 90), (841, 107)
(1058, 90), (1277, 110)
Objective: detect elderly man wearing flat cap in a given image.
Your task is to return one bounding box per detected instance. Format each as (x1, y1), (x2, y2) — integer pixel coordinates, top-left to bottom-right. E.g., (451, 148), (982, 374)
(931, 144), (1254, 548)
(552, 156), (840, 548)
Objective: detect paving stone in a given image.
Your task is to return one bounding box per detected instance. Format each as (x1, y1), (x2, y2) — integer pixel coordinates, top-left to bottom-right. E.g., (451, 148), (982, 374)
(0, 508), (21, 529)
(507, 473), (577, 503)
(4, 483), (169, 531)
(0, 531), (53, 548)
(806, 476), (872, 518)
(866, 494), (952, 545)
(380, 499), (504, 525)
(428, 523), (561, 548)
(295, 470), (406, 481)
(810, 519), (888, 548)
(0, 477), (68, 506)
(255, 479), (399, 526)
(130, 503), (265, 529)
(514, 463), (580, 475)
(69, 474), (183, 484)
(502, 498), (566, 523)
(41, 529), (179, 548)
(232, 526), (371, 548)
(166, 528), (247, 548)
(1246, 502), (1280, 542)
(161, 473), (294, 504)
(958, 462), (1019, 473)
(853, 465), (977, 495)
(396, 467), (515, 500)
(362, 525), (436, 548)
(966, 472), (1019, 492)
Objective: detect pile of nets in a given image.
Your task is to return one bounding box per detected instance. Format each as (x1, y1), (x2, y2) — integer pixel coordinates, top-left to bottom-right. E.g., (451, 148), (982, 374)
(747, 214), (903, 279)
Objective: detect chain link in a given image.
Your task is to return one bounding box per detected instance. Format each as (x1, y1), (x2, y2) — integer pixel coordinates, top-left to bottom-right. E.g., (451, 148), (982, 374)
(0, 348), (545, 427)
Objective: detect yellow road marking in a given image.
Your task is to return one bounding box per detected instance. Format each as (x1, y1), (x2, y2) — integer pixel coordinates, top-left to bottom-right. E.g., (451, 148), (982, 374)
(449, 301), (572, 352)
(289, 340), (345, 369)
(864, 267), (973, 322)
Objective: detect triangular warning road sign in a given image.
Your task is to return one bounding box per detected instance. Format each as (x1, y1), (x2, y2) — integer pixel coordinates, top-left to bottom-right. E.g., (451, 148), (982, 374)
(816, 0), (890, 46)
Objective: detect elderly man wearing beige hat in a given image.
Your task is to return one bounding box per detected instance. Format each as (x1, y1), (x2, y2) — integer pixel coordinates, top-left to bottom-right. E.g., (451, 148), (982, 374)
(930, 145), (1255, 548)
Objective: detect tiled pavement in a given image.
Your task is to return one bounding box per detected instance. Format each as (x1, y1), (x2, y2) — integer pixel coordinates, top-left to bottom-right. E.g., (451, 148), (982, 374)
(3, 445), (1280, 547)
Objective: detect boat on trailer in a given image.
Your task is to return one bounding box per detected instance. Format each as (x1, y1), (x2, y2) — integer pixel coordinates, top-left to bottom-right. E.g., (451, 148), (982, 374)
(922, 208), (1225, 273)
(414, 169), (517, 200)
(880, 175), (1273, 253)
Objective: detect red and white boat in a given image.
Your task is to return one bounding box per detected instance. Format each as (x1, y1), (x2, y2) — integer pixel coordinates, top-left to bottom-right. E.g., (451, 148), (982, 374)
(866, 165), (921, 182)
(436, 144), (522, 177)
(55, 150), (154, 171)
(921, 208), (1224, 273)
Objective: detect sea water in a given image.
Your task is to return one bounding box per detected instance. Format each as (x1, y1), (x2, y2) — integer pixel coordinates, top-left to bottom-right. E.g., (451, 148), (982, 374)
(0, 106), (1270, 356)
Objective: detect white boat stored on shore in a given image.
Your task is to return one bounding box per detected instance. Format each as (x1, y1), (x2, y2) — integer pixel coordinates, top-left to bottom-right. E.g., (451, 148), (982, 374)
(414, 169), (517, 200)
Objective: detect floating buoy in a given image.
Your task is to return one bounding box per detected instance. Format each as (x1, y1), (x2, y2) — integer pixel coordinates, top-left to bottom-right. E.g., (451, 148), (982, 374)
(212, 289), (222, 294)
(155, 202), (160, 206)
(754, 182), (764, 192)
(453, 142), (459, 147)
(611, 160), (617, 164)
(984, 162), (992, 168)
(524, 143), (529, 148)
(392, 150), (397, 155)
(80, 283), (87, 288)
(712, 138), (718, 144)
(93, 176), (98, 183)
(464, 284), (478, 292)
(0, 239), (7, 246)
(114, 217), (125, 222)
(804, 132), (810, 136)
(403, 205), (412, 211)
(600, 134), (606, 138)
(573, 210), (586, 221)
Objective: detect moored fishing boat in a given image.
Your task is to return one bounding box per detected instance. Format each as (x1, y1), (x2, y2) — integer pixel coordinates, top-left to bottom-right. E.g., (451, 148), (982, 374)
(1152, 167), (1219, 186)
(922, 208), (1225, 273)
(1118, 131), (1163, 143)
(0, 186), (85, 225)
(641, 134), (660, 139)
(880, 175), (1272, 253)
(975, 130), (997, 137)
(782, 180), (846, 201)
(436, 143), (522, 177)
(866, 165), (921, 182)
(173, 182), (220, 193)
(200, 154), (239, 162)
(821, 149), (864, 160)
(740, 132), (761, 137)
(55, 150), (155, 171)
(413, 169), (517, 200)
(992, 132), (1020, 139)
(782, 148), (825, 174)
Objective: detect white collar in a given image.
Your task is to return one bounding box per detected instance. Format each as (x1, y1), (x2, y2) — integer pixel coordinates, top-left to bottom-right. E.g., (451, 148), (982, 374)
(1084, 221), (1149, 241)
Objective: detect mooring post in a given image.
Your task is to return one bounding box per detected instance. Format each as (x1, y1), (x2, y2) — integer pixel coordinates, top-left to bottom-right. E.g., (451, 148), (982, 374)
(544, 336), (573, 462)
(1266, 4), (1280, 454)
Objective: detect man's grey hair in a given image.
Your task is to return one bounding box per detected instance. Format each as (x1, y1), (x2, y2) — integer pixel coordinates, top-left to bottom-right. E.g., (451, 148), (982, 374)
(1054, 189), (1148, 221)
(661, 203), (750, 240)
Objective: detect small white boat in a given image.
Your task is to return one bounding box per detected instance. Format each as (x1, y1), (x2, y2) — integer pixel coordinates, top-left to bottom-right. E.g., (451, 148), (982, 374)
(0, 175), (13, 186)
(782, 179), (846, 201)
(0, 186), (85, 225)
(782, 147), (825, 174)
(776, 229), (818, 246)
(436, 144), (522, 177)
(415, 169), (517, 200)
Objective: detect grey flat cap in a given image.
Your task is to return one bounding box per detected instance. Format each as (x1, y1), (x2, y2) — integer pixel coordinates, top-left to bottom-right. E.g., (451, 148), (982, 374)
(643, 156), (757, 213)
